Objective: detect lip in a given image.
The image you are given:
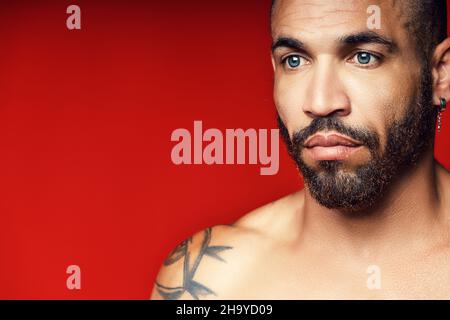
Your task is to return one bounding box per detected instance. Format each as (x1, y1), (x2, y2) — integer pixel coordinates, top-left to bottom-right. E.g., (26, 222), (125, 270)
(303, 133), (363, 161)
(304, 133), (362, 148)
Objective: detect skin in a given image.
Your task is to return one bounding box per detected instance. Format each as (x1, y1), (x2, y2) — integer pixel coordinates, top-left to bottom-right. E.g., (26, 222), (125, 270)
(151, 0), (450, 299)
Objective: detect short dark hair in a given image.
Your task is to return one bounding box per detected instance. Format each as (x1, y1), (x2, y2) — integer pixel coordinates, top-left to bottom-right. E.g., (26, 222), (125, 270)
(271, 0), (448, 61)
(403, 0), (448, 60)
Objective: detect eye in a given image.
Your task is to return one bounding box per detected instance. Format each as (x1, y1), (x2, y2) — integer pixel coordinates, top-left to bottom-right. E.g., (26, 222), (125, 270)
(282, 55), (305, 69)
(350, 52), (380, 67)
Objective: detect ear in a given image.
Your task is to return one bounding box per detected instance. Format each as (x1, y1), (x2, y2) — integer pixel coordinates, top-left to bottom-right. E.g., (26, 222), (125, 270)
(432, 38), (450, 106)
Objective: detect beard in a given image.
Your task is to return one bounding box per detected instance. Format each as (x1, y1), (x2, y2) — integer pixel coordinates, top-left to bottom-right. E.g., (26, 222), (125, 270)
(278, 66), (437, 213)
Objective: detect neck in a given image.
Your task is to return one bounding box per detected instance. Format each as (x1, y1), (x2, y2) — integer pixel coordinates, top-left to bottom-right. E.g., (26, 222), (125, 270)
(300, 149), (448, 257)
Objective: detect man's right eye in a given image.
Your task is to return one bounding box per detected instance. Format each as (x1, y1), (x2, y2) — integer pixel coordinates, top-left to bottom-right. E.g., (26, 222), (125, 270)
(282, 55), (304, 69)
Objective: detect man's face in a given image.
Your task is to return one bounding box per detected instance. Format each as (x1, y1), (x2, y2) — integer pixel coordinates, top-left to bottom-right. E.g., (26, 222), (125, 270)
(271, 0), (437, 212)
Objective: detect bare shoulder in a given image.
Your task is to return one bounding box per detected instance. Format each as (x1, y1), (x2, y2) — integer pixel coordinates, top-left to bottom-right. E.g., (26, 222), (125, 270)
(150, 190), (304, 300)
(232, 189), (305, 241)
(150, 224), (260, 300)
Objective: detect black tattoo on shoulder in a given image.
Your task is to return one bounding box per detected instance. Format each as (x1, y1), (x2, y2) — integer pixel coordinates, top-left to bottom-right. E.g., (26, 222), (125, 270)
(155, 227), (232, 300)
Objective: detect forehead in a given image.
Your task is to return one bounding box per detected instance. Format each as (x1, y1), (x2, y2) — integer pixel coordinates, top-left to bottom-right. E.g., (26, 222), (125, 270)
(272, 0), (407, 43)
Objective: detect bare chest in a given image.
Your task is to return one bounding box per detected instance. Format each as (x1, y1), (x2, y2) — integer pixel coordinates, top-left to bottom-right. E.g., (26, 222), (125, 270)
(213, 249), (450, 299)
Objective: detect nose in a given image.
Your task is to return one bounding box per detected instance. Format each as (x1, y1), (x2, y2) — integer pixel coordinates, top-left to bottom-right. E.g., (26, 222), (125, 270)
(302, 60), (351, 119)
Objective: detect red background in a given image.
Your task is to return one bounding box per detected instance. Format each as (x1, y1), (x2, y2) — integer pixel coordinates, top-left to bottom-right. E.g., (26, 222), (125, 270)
(0, 0), (449, 299)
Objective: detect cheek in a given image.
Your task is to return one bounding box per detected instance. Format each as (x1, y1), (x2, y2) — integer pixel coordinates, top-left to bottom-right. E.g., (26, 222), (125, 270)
(343, 69), (417, 151)
(345, 80), (390, 146)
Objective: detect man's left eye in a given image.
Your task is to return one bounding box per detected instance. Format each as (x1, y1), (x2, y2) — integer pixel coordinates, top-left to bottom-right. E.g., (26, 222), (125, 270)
(351, 52), (380, 66)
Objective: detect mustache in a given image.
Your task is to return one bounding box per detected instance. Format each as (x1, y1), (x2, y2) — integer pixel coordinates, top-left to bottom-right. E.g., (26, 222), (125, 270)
(277, 115), (380, 152)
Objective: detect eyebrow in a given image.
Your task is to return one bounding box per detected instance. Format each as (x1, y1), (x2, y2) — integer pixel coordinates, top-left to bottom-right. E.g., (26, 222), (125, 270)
(272, 31), (398, 54)
(272, 37), (305, 53)
(338, 31), (398, 53)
